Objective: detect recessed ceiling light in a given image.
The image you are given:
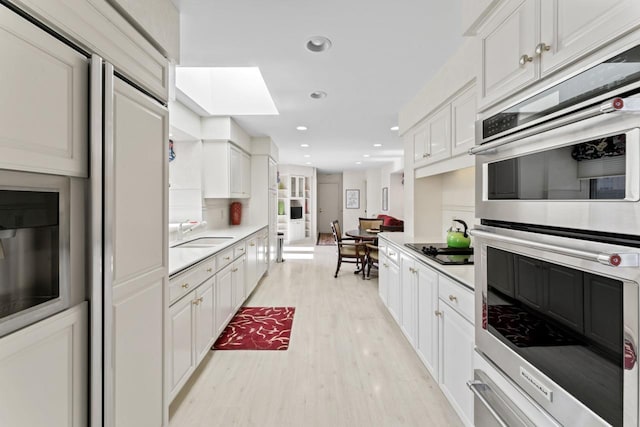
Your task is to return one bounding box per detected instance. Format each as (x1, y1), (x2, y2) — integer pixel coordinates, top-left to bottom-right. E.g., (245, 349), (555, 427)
(306, 36), (332, 53)
(300, 143), (310, 148)
(390, 126), (399, 131)
(373, 143), (382, 147)
(355, 161), (362, 165)
(304, 154), (311, 158)
(310, 91), (327, 99)
(363, 154), (370, 158)
(305, 162), (312, 165)
(296, 126), (308, 131)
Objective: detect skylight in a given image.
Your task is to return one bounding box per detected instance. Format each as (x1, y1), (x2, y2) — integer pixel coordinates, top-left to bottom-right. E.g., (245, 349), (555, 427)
(175, 67), (279, 116)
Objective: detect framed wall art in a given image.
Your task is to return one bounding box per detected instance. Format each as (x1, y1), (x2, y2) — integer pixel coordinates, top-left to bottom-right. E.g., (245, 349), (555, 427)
(345, 189), (360, 209)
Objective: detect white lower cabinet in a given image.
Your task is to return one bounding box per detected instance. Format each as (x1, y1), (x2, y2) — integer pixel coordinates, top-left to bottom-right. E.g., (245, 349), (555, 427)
(400, 253), (418, 346)
(378, 239), (474, 426)
(416, 262), (439, 380)
(438, 301), (475, 427)
(232, 256), (246, 312)
(215, 263), (234, 336)
(168, 277), (216, 401)
(0, 303), (87, 427)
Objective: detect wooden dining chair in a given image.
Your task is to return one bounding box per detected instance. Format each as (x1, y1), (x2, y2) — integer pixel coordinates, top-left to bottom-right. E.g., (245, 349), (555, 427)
(330, 220), (366, 278)
(358, 217), (384, 230)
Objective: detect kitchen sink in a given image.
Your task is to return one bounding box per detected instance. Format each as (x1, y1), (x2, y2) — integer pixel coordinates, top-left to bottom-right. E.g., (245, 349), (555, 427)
(173, 237), (233, 248)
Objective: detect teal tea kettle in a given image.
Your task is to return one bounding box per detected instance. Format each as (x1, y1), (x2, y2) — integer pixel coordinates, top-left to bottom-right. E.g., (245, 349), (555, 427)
(446, 219), (471, 248)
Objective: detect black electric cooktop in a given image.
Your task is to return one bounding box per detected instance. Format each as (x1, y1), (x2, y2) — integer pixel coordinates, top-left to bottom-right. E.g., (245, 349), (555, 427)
(404, 243), (474, 265)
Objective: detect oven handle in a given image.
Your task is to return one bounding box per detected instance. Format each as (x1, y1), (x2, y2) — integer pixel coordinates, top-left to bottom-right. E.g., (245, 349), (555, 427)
(468, 380), (510, 427)
(469, 229), (639, 267)
(469, 96), (638, 155)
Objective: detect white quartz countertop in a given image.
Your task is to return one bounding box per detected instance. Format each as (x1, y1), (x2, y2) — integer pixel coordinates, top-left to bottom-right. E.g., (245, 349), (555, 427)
(378, 232), (475, 290)
(169, 224), (267, 276)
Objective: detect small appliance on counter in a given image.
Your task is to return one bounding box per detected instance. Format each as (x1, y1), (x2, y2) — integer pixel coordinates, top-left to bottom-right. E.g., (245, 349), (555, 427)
(404, 243), (473, 265)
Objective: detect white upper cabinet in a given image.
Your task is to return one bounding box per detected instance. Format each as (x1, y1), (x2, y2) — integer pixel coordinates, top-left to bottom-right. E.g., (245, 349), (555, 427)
(479, 0), (537, 108)
(0, 7), (88, 177)
(539, 0), (640, 76)
(480, 0), (640, 109)
(202, 142), (251, 198)
(450, 85), (477, 156)
(413, 104), (451, 166)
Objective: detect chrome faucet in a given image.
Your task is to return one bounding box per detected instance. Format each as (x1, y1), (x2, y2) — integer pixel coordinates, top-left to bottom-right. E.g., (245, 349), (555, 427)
(177, 220), (206, 241)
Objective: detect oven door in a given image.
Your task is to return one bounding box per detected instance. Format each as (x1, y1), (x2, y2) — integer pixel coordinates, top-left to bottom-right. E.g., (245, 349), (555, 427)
(474, 108), (640, 235)
(472, 224), (640, 427)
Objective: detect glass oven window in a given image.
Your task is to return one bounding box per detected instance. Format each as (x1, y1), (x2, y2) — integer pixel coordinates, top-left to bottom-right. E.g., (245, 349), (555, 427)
(487, 247), (623, 426)
(0, 190), (59, 321)
(487, 133), (626, 200)
(483, 44), (640, 139)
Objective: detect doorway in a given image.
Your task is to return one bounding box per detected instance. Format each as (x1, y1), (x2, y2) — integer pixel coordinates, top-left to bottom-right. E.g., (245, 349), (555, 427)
(317, 182), (340, 234)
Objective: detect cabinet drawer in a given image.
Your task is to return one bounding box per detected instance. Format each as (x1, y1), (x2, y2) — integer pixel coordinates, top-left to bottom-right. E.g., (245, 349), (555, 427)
(386, 244), (400, 266)
(235, 242), (247, 258)
(439, 275), (474, 323)
(217, 247), (235, 270)
(169, 256), (216, 304)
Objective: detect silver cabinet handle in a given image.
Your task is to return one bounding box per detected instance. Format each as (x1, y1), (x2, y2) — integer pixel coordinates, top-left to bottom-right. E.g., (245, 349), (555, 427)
(519, 54), (533, 66)
(224, 256), (231, 261)
(206, 268), (213, 273)
(422, 153), (431, 158)
(449, 295), (457, 302)
(383, 263), (389, 268)
(535, 42), (551, 55)
(470, 228), (639, 267)
(434, 310), (442, 317)
(181, 283), (189, 289)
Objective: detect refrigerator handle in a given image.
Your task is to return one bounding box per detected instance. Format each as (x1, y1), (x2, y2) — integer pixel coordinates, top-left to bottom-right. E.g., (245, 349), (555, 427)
(102, 61), (116, 427)
(89, 53), (103, 427)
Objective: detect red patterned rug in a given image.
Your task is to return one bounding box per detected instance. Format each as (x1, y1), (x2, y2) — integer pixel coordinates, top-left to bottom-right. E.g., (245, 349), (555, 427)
(213, 307), (295, 350)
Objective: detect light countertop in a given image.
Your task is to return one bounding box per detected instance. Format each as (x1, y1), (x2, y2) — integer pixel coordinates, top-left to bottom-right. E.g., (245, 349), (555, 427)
(169, 224), (267, 276)
(378, 232), (475, 290)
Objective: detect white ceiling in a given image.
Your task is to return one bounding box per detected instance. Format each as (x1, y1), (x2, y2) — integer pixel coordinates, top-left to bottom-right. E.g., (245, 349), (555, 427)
(175, 0), (463, 173)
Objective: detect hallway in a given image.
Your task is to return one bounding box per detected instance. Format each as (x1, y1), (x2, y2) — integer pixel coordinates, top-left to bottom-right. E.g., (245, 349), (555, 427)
(169, 243), (462, 427)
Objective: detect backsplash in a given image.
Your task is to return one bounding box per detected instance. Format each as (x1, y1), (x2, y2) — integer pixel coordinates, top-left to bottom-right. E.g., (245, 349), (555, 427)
(440, 166), (475, 243)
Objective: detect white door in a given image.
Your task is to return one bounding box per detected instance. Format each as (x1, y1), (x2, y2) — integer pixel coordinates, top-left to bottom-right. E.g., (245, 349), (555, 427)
(426, 104), (452, 164)
(400, 254), (417, 346)
(195, 278), (215, 364)
(168, 292), (195, 398)
(0, 6), (88, 177)
(416, 263), (439, 380)
(480, 0), (537, 107)
(216, 264), (234, 334)
(540, 0), (640, 76)
(317, 182), (340, 234)
(105, 72), (168, 427)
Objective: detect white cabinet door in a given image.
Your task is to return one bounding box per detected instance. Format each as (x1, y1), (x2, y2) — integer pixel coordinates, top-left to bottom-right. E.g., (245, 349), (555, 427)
(439, 302), (475, 427)
(0, 303), (87, 427)
(400, 254), (418, 346)
(416, 263), (439, 380)
(260, 233), (269, 277)
(426, 104), (452, 164)
(480, 0), (537, 107)
(215, 264), (234, 335)
(107, 76), (167, 427)
(378, 253), (389, 306)
(232, 256), (246, 312)
(0, 7), (88, 177)
(450, 85), (477, 156)
(241, 151), (252, 197)
(194, 278), (215, 364)
(230, 145), (243, 197)
(245, 237), (258, 296)
(413, 122), (429, 162)
(168, 292), (195, 399)
(540, 0), (640, 76)
(387, 260), (401, 323)
(0, 7), (89, 177)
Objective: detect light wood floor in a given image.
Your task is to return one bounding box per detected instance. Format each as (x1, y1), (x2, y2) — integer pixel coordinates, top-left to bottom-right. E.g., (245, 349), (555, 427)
(169, 242), (462, 427)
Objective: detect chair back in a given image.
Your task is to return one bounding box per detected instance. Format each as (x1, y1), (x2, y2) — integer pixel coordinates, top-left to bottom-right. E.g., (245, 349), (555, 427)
(380, 224), (404, 232)
(330, 220), (342, 243)
(359, 217), (384, 230)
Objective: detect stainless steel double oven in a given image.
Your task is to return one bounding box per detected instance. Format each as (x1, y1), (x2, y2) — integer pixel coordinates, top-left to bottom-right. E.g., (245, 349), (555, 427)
(471, 40), (640, 426)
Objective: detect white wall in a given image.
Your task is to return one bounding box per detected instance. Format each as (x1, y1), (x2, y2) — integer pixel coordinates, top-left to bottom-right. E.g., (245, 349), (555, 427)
(342, 170), (367, 231)
(389, 172), (404, 219)
(365, 168), (381, 217)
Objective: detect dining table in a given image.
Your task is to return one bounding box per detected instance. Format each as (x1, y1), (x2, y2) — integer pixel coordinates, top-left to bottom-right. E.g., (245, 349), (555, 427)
(344, 228), (380, 276)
